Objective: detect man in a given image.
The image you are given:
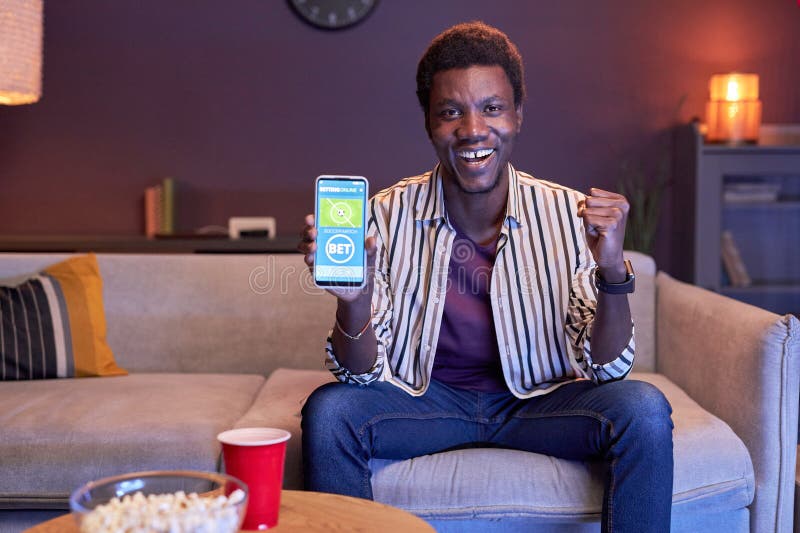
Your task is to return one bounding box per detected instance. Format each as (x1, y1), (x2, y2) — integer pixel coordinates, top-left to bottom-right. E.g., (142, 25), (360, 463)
(298, 21), (673, 532)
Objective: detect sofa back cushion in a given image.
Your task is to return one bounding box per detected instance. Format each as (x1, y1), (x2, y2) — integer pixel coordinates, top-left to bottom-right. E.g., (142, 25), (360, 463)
(0, 254), (336, 375)
(0, 252), (656, 375)
(625, 251), (656, 372)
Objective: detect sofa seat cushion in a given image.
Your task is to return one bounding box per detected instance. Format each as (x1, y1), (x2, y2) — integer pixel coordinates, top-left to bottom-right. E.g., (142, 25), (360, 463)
(371, 372), (755, 521)
(0, 373), (265, 508)
(260, 369), (754, 521)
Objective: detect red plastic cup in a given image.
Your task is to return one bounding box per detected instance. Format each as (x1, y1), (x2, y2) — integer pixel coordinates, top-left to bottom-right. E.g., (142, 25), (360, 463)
(217, 427), (291, 530)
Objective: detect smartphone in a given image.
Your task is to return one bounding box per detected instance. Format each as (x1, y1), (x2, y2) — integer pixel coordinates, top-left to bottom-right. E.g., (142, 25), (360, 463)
(314, 175), (369, 288)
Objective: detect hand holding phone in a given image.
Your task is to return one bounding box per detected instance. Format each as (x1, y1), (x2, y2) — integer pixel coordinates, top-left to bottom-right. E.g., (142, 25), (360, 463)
(298, 176), (374, 302)
(299, 176), (376, 368)
(299, 214), (375, 304)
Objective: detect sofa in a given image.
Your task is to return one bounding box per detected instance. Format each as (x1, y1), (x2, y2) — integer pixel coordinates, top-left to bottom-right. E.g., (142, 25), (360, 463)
(0, 251), (797, 532)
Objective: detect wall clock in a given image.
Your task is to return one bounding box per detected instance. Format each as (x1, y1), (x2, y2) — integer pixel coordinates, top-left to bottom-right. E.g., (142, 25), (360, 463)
(289, 0), (378, 30)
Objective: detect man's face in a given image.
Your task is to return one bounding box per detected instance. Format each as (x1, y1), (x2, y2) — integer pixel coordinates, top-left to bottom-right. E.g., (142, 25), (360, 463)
(427, 65), (523, 195)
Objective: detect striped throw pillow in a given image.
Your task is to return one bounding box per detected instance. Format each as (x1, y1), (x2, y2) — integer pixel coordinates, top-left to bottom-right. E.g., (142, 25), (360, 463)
(0, 254), (127, 380)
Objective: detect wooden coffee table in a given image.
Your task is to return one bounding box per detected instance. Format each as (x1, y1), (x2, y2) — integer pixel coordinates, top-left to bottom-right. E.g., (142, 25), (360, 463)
(24, 490), (435, 532)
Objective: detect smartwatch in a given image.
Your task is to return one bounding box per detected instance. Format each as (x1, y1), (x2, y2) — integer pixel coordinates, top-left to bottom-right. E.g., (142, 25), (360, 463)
(595, 259), (635, 294)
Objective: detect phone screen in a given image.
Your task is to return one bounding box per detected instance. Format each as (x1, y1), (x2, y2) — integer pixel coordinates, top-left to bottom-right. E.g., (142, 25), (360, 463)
(314, 175), (368, 287)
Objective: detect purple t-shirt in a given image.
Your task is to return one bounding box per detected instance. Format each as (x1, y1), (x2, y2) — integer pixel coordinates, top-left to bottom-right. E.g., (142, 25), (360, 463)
(430, 221), (507, 393)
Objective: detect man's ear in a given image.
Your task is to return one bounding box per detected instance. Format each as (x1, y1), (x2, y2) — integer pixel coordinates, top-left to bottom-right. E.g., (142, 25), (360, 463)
(515, 103), (524, 133)
(424, 111), (433, 139)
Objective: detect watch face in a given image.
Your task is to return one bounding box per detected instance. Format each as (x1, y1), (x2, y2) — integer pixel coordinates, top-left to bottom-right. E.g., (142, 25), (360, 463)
(289, 0), (378, 30)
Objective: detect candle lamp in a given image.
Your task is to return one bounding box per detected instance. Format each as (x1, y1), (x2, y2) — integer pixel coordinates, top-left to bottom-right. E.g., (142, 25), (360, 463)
(705, 73), (761, 144)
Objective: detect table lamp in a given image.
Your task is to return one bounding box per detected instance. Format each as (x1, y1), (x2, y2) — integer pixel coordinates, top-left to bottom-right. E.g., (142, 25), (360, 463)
(705, 73), (761, 144)
(0, 0), (43, 105)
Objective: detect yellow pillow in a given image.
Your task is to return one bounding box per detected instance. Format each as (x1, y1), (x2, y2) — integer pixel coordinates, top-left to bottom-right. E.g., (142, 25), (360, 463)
(0, 254), (126, 379)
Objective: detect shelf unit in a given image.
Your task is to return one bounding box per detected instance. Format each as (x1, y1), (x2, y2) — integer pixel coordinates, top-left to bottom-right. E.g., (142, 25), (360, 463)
(0, 235), (301, 254)
(673, 123), (800, 316)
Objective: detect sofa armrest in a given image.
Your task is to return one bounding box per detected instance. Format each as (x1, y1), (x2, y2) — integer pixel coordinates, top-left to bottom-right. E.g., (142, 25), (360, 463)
(231, 368), (334, 490)
(656, 272), (799, 532)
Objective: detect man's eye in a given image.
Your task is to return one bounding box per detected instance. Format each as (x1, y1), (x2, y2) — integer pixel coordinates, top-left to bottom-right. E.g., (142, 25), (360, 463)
(440, 109), (461, 118)
(485, 105), (502, 113)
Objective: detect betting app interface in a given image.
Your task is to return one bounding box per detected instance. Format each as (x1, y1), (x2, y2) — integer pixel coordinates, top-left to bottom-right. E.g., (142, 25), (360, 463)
(314, 177), (367, 286)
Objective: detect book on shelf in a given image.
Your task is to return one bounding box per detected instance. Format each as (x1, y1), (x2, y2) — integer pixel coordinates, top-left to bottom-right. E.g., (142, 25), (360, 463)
(161, 177), (175, 235)
(720, 230), (751, 288)
(144, 184), (162, 238)
(143, 177), (176, 238)
(723, 182), (781, 204)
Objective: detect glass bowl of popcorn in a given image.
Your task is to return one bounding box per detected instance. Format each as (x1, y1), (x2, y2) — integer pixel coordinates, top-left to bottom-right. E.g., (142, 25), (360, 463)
(69, 470), (248, 533)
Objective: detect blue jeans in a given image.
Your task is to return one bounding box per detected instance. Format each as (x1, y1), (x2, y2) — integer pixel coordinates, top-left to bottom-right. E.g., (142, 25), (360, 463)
(302, 378), (674, 533)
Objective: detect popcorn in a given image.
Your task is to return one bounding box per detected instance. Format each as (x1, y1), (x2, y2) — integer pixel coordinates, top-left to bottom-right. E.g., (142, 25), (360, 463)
(79, 489), (246, 533)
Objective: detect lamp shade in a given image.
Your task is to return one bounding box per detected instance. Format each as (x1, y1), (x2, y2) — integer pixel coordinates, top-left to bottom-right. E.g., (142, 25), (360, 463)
(705, 73), (761, 144)
(0, 0), (43, 105)
(708, 73), (759, 102)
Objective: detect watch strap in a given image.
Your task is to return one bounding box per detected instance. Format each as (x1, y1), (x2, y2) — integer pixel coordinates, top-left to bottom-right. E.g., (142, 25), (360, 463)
(595, 259), (635, 294)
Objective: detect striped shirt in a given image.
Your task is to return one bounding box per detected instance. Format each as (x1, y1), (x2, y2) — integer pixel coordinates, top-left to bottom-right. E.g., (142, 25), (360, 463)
(325, 164), (635, 398)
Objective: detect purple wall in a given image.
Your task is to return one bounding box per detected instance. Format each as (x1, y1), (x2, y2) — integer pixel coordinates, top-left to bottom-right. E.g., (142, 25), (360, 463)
(1, 0), (798, 272)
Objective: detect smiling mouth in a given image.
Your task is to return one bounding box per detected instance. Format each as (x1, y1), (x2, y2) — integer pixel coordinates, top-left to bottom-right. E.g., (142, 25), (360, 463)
(457, 148), (495, 163)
